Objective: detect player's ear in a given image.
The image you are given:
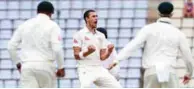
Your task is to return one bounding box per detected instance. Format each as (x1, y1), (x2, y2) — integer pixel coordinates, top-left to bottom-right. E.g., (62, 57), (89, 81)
(86, 16), (90, 22)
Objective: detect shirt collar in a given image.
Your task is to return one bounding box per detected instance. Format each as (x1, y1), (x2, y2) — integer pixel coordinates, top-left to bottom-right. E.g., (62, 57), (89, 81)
(83, 26), (97, 34)
(37, 13), (50, 20)
(157, 17), (172, 24)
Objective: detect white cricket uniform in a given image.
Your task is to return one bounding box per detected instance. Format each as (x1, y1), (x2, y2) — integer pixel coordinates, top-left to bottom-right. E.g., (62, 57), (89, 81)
(7, 14), (65, 88)
(73, 26), (121, 88)
(114, 18), (193, 88)
(101, 41), (120, 80)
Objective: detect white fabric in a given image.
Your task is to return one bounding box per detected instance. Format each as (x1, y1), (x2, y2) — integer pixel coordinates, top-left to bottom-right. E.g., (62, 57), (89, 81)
(102, 47), (117, 68)
(115, 17), (193, 76)
(73, 26), (107, 67)
(143, 73), (179, 88)
(7, 13), (65, 69)
(20, 62), (56, 88)
(155, 64), (170, 82)
(73, 26), (121, 87)
(77, 66), (121, 88)
(101, 41), (120, 80)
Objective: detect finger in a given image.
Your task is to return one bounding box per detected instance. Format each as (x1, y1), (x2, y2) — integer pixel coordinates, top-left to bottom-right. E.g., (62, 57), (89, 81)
(183, 79), (189, 85)
(183, 79), (189, 84)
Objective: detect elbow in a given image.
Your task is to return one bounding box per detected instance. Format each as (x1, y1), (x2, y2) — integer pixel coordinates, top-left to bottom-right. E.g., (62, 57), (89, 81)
(7, 43), (15, 51)
(52, 46), (62, 54)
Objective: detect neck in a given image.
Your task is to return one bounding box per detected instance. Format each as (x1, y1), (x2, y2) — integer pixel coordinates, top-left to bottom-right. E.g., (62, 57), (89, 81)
(160, 14), (171, 18)
(86, 24), (95, 34)
(38, 13), (51, 19)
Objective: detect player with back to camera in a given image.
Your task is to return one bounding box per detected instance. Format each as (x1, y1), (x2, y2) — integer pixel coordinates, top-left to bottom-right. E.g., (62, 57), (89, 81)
(109, 2), (193, 88)
(8, 1), (65, 88)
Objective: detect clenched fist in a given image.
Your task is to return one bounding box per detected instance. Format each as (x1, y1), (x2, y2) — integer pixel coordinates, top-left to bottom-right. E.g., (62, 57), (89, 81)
(183, 74), (191, 85)
(56, 68), (65, 77)
(87, 45), (96, 54)
(107, 44), (114, 53)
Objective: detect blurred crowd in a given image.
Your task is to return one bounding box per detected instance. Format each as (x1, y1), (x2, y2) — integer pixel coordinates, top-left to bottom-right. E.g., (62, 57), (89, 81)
(184, 0), (194, 18)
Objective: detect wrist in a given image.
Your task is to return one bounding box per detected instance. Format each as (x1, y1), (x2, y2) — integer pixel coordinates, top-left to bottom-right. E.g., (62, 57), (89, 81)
(113, 60), (119, 64)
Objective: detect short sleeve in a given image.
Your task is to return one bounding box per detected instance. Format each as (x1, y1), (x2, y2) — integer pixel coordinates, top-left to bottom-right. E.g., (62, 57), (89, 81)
(51, 25), (63, 44)
(101, 34), (108, 49)
(73, 33), (82, 47)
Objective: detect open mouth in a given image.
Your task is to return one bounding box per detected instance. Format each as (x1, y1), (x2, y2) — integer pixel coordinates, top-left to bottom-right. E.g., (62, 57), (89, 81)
(94, 21), (97, 24)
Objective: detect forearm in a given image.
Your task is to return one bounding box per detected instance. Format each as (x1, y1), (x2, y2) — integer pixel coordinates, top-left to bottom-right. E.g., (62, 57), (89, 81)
(52, 43), (65, 69)
(185, 59), (193, 76)
(56, 50), (65, 69)
(180, 36), (193, 76)
(182, 50), (193, 76)
(74, 49), (93, 60)
(83, 51), (93, 57)
(115, 40), (139, 63)
(7, 44), (21, 65)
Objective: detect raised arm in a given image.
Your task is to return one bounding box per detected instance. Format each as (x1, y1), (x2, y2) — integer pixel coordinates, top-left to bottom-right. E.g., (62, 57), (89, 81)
(109, 27), (149, 69)
(114, 27), (149, 63)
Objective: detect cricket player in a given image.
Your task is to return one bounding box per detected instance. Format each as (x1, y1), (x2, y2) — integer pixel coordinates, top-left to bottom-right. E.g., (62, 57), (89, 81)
(109, 2), (193, 88)
(97, 27), (120, 80)
(72, 10), (121, 88)
(7, 1), (65, 88)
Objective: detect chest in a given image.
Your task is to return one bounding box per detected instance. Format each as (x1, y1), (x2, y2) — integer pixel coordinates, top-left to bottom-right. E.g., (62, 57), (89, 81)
(81, 33), (103, 49)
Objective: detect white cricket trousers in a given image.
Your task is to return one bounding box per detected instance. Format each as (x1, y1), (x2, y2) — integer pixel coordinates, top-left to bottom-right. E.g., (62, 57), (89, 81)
(77, 66), (121, 88)
(143, 67), (179, 88)
(20, 62), (56, 88)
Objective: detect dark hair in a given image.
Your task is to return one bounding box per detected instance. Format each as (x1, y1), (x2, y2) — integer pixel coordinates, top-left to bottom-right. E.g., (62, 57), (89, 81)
(158, 2), (174, 15)
(97, 27), (108, 39)
(83, 10), (95, 23)
(37, 1), (54, 14)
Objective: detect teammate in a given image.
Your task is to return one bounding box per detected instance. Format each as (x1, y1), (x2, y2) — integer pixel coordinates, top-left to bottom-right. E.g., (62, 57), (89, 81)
(97, 27), (120, 80)
(72, 10), (121, 88)
(7, 1), (65, 88)
(109, 2), (193, 88)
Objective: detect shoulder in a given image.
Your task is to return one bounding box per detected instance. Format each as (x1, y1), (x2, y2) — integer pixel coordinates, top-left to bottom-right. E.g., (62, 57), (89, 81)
(73, 28), (84, 38)
(49, 20), (60, 28)
(16, 18), (36, 31)
(143, 23), (158, 29)
(138, 23), (156, 34)
(96, 30), (106, 38)
(20, 18), (35, 27)
(178, 30), (186, 38)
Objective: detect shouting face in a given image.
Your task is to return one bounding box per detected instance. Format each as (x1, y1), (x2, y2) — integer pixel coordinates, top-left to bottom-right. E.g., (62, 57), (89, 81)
(86, 12), (98, 29)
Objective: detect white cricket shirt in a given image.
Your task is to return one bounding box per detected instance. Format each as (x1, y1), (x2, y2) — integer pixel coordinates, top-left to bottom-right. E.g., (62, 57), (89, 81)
(8, 13), (65, 69)
(73, 26), (107, 67)
(115, 17), (193, 76)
